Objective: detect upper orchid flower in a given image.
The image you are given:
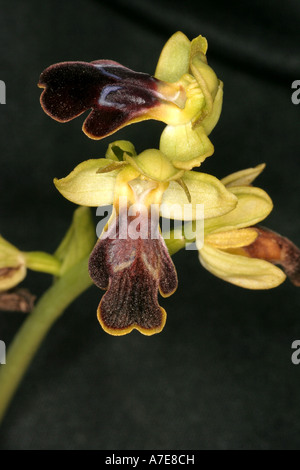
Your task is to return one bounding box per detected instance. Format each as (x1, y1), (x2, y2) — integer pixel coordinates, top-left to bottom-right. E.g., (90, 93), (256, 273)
(38, 59), (186, 140)
(38, 32), (222, 171)
(54, 140), (237, 335)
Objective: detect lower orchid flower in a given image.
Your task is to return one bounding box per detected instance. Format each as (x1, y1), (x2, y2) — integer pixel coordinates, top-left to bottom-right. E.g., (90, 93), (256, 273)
(88, 175), (178, 335)
(54, 140), (237, 335)
(167, 164), (300, 289)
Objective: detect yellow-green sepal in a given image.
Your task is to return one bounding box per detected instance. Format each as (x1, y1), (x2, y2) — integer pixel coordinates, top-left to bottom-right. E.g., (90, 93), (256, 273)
(155, 31), (191, 82)
(204, 186), (273, 234)
(189, 36), (222, 130)
(190, 35), (208, 57)
(190, 55), (219, 105)
(199, 244), (286, 289)
(201, 81), (223, 135)
(54, 158), (121, 206)
(161, 170), (237, 220)
(221, 164), (266, 188)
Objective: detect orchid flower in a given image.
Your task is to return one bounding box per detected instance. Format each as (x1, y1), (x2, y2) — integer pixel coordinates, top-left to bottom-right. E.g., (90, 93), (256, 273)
(54, 140), (237, 335)
(38, 32), (222, 171)
(167, 164), (300, 289)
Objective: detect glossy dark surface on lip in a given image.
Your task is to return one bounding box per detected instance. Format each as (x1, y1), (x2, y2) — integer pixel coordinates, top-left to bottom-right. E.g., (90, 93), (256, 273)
(39, 60), (161, 139)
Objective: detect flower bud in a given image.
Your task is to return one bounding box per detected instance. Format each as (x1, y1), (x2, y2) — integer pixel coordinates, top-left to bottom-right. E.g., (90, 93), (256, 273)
(0, 235), (26, 291)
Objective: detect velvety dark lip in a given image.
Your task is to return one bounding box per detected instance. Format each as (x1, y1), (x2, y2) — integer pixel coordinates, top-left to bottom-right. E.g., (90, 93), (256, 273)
(89, 209), (178, 335)
(38, 60), (162, 139)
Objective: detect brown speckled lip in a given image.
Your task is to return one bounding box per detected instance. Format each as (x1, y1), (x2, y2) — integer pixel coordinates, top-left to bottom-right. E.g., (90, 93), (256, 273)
(38, 59), (162, 140)
(243, 227), (300, 286)
(88, 206), (178, 336)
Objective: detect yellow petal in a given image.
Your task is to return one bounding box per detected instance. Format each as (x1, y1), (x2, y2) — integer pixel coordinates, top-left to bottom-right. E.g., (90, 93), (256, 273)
(155, 31), (191, 82)
(161, 171), (237, 220)
(159, 122), (214, 170)
(199, 244), (286, 289)
(54, 158), (121, 206)
(204, 186), (273, 234)
(124, 149), (183, 182)
(190, 35), (208, 57)
(190, 55), (219, 104)
(201, 81), (223, 135)
(189, 54), (220, 125)
(221, 164), (266, 188)
(205, 228), (258, 249)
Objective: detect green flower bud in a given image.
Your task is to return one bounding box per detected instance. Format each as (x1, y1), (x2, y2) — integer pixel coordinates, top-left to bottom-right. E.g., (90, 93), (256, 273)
(0, 235), (26, 291)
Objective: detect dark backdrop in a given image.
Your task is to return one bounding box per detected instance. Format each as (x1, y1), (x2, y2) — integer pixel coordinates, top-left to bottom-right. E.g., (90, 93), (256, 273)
(0, 0), (299, 450)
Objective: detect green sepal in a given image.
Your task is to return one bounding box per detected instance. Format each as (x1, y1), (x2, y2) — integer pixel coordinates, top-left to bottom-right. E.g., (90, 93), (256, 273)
(199, 244), (286, 289)
(54, 158), (120, 207)
(161, 170), (237, 220)
(204, 186), (273, 234)
(155, 31), (191, 82)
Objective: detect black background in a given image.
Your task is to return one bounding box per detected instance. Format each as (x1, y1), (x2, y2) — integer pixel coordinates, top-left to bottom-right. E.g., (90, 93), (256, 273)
(0, 0), (299, 450)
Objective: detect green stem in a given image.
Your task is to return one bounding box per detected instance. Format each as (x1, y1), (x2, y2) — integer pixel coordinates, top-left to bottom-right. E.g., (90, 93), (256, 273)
(23, 251), (61, 276)
(0, 256), (93, 424)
